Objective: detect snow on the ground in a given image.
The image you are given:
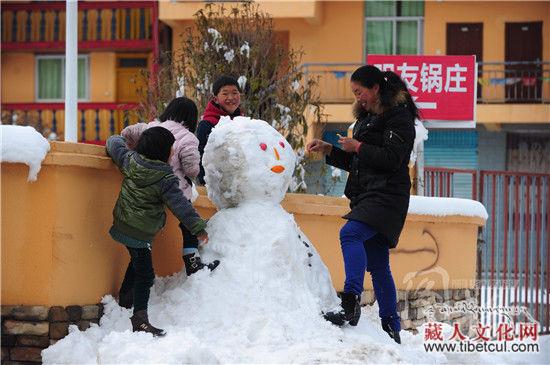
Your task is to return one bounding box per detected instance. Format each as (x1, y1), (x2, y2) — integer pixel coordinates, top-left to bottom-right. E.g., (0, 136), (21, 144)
(409, 195), (488, 220)
(0, 125), (50, 181)
(42, 288), (549, 364)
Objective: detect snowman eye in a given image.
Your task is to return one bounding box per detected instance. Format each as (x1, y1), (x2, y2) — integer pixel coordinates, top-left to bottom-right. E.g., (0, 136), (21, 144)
(260, 143), (267, 151)
(279, 141), (285, 148)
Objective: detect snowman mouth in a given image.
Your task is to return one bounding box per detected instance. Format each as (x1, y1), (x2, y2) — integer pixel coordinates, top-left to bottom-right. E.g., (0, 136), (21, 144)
(271, 165), (285, 173)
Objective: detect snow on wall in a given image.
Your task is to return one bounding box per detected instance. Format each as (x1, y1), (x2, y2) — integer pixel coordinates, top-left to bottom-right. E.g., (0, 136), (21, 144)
(409, 195), (488, 220)
(0, 125), (50, 182)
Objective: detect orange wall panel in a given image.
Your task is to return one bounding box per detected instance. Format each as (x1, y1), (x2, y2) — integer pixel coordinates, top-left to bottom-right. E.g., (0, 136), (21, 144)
(1, 53), (35, 103)
(89, 52), (117, 102)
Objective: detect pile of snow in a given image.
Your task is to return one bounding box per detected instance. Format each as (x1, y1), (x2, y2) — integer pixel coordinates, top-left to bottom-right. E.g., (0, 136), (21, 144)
(0, 125), (50, 181)
(409, 195), (488, 220)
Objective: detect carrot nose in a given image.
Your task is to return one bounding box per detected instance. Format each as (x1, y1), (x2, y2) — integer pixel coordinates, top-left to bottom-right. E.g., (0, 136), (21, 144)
(271, 165), (285, 173)
(273, 147), (280, 160)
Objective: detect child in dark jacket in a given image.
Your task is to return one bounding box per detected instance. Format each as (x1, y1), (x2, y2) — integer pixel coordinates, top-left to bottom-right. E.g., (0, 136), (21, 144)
(196, 75), (243, 184)
(106, 127), (209, 337)
(121, 97), (220, 276)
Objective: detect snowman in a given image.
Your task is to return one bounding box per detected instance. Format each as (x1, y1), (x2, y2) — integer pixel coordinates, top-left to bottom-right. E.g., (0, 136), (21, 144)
(42, 117), (411, 364)
(200, 116), (340, 315)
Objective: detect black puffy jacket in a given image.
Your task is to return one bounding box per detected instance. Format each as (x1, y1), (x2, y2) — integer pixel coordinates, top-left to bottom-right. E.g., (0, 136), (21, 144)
(326, 103), (415, 248)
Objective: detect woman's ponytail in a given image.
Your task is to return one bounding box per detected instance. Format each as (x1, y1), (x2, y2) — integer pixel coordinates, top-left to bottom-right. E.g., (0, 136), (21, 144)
(351, 65), (420, 119)
(380, 70), (420, 119)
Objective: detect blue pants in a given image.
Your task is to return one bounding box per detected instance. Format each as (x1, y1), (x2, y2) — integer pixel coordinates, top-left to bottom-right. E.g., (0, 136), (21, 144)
(340, 220), (400, 330)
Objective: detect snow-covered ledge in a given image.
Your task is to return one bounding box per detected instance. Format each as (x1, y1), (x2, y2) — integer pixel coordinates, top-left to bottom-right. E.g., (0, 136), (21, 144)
(1, 141), (486, 306)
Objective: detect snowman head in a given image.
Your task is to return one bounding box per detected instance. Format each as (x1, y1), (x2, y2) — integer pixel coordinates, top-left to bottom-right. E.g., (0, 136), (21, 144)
(203, 116), (296, 209)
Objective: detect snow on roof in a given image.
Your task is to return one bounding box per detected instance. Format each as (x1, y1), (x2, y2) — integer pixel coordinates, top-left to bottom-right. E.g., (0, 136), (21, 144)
(1, 125), (50, 182)
(409, 195), (488, 220)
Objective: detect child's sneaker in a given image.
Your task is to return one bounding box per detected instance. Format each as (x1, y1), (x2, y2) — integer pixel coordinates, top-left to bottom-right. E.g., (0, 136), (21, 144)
(130, 310), (166, 337)
(183, 253), (220, 276)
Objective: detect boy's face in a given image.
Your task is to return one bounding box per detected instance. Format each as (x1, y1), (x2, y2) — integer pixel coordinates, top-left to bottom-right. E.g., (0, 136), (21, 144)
(214, 85), (241, 114)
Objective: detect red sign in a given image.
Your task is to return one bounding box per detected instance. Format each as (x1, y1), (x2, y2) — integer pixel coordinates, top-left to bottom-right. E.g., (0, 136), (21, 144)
(366, 55), (477, 122)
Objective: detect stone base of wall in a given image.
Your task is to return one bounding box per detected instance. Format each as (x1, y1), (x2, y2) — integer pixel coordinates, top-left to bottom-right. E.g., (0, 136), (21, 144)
(362, 288), (479, 337)
(1, 304), (103, 364)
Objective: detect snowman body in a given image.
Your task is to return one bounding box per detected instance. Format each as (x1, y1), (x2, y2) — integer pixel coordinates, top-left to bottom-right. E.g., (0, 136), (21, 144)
(202, 116), (339, 313)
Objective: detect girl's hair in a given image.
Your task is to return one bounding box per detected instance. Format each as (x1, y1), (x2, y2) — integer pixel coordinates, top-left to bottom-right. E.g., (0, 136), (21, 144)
(350, 65), (420, 119)
(135, 126), (175, 163)
(158, 97), (199, 133)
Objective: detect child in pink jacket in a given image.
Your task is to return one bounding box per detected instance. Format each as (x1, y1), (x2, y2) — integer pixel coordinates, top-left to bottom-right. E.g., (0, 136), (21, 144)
(122, 97), (220, 276)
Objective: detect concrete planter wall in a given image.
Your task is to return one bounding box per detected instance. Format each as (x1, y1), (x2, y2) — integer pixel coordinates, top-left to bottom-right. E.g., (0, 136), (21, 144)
(2, 142), (486, 359)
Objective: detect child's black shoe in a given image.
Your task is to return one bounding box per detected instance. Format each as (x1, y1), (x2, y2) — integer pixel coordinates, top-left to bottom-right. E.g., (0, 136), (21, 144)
(130, 310), (166, 337)
(183, 253), (220, 276)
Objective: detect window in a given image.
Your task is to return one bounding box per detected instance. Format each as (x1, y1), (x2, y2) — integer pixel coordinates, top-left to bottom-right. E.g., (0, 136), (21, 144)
(365, 1), (424, 55)
(36, 55), (89, 101)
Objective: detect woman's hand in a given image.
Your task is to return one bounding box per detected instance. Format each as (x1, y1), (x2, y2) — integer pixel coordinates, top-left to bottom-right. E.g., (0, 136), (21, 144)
(338, 135), (362, 153)
(306, 139), (332, 155)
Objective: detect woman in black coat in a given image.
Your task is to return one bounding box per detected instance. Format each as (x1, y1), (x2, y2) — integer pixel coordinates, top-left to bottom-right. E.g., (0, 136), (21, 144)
(307, 65), (418, 344)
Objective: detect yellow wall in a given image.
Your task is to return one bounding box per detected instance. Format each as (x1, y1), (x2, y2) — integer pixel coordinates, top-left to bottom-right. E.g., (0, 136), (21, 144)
(160, 0), (322, 23)
(1, 143), (127, 306)
(89, 52), (117, 102)
(425, 1), (550, 61)
(274, 1), (364, 64)
(165, 1), (550, 69)
(1, 142), (485, 306)
(166, 1), (364, 65)
(1, 53), (35, 102)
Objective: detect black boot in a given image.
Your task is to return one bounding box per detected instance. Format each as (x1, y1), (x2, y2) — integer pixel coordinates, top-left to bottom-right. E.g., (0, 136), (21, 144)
(118, 289), (133, 309)
(341, 292), (361, 326)
(323, 310), (346, 326)
(130, 310), (166, 337)
(323, 292), (361, 326)
(382, 317), (401, 344)
(183, 253), (220, 276)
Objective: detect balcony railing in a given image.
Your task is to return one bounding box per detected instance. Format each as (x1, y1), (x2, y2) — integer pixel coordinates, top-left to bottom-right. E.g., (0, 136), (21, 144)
(1, 1), (156, 51)
(1, 103), (140, 144)
(302, 61), (550, 104)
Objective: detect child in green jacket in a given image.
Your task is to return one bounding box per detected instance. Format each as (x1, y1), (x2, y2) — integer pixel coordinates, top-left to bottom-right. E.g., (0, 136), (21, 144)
(106, 127), (210, 337)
